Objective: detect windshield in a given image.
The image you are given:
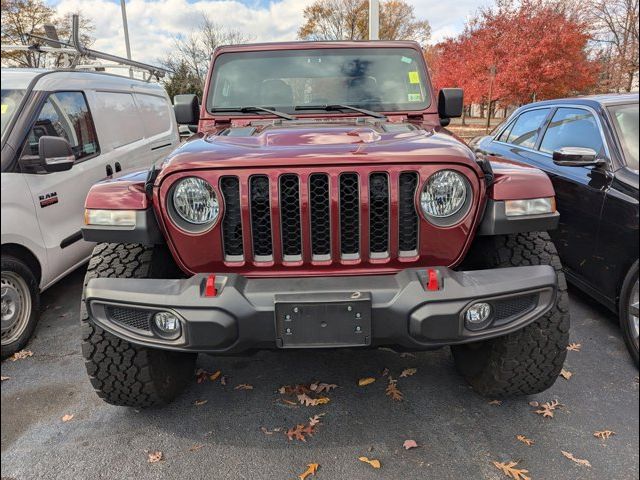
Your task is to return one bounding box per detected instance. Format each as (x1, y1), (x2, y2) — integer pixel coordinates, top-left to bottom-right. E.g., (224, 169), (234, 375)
(608, 103), (639, 170)
(1, 89), (26, 139)
(207, 48), (430, 114)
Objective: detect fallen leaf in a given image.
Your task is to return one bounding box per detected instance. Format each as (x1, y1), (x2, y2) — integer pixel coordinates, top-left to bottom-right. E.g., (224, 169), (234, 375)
(188, 444), (205, 452)
(560, 369), (573, 380)
(234, 384), (253, 390)
(147, 451), (163, 463)
(492, 460), (531, 480)
(399, 352), (416, 358)
(403, 439), (419, 450)
(286, 423), (316, 442)
(1, 376), (10, 381)
(220, 375), (228, 386)
(566, 343), (581, 352)
(297, 393), (330, 407)
(281, 399), (298, 406)
(279, 384), (312, 395)
(209, 370), (221, 382)
(385, 378), (403, 402)
(195, 369), (211, 384)
(399, 368), (417, 378)
(593, 430), (615, 440)
(516, 435), (535, 446)
(561, 450), (591, 467)
(260, 426), (282, 435)
(310, 382), (338, 393)
(308, 414), (325, 426)
(61, 414), (74, 422)
(298, 463), (319, 480)
(358, 456), (381, 469)
(193, 399), (208, 406)
(10, 350), (33, 361)
(528, 401), (539, 407)
(358, 377), (376, 386)
(488, 400), (502, 405)
(534, 399), (562, 418)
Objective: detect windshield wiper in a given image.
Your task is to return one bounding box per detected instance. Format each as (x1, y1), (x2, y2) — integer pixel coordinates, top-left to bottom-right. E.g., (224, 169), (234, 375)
(294, 104), (386, 119)
(211, 106), (296, 121)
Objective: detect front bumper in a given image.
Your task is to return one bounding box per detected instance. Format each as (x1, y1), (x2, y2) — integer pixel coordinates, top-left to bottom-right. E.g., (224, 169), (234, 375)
(85, 266), (557, 353)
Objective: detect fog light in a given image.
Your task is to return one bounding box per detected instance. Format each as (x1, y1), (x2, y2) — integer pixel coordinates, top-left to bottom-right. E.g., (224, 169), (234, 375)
(464, 302), (492, 330)
(153, 311), (181, 337)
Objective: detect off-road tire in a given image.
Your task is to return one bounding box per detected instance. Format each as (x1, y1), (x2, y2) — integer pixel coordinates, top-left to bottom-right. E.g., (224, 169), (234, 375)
(81, 243), (196, 407)
(619, 260), (639, 367)
(1, 255), (40, 359)
(452, 232), (570, 397)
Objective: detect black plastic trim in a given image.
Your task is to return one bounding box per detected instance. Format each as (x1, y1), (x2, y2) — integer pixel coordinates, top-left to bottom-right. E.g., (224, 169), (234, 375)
(81, 208), (164, 245)
(60, 230), (83, 249)
(478, 199), (560, 235)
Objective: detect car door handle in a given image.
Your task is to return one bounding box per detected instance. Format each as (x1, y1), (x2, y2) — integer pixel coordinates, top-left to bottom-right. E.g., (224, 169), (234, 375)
(106, 165), (113, 177)
(115, 162), (122, 173)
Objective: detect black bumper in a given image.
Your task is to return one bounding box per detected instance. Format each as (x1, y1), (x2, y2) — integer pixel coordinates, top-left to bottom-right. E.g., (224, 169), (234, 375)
(84, 266), (557, 353)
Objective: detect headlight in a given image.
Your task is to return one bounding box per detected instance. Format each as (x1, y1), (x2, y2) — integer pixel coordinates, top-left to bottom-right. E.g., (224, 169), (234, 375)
(85, 209), (136, 227)
(420, 170), (469, 221)
(504, 197), (555, 216)
(172, 177), (219, 225)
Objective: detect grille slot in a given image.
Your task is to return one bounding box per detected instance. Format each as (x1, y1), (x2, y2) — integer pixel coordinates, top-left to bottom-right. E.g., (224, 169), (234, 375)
(398, 172), (419, 254)
(309, 174), (331, 259)
(279, 174), (302, 259)
(106, 306), (151, 332)
(493, 294), (539, 324)
(339, 173), (360, 258)
(250, 175), (273, 260)
(220, 176), (244, 260)
(369, 173), (389, 256)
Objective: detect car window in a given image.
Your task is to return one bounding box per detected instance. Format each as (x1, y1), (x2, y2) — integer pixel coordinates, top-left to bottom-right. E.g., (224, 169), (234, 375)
(608, 103), (639, 170)
(539, 108), (604, 155)
(506, 108), (550, 148)
(21, 91), (99, 162)
(496, 119), (515, 142)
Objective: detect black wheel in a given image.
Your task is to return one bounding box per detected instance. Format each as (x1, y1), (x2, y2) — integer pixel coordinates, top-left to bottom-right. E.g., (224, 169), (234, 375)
(619, 261), (639, 367)
(1, 255), (40, 359)
(452, 232), (570, 397)
(81, 243), (196, 407)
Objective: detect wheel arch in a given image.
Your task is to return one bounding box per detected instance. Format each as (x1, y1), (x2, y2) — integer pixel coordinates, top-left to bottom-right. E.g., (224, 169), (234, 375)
(1, 243), (42, 286)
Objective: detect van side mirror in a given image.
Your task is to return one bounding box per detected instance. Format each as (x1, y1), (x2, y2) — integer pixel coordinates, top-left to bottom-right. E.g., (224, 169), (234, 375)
(438, 88), (464, 125)
(552, 147), (606, 167)
(39, 136), (75, 172)
(174, 94), (199, 126)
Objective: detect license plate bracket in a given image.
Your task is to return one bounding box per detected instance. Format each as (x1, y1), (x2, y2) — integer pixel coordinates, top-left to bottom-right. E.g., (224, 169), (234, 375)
(274, 291), (372, 348)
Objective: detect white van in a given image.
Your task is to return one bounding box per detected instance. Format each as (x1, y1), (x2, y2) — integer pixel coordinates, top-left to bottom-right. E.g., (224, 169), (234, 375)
(1, 68), (180, 357)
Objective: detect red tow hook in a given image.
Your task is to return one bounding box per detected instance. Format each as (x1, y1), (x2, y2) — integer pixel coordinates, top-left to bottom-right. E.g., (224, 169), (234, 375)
(204, 274), (218, 297)
(426, 268), (440, 291)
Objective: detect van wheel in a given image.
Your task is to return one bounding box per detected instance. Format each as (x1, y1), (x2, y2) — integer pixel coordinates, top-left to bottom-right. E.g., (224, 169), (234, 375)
(619, 261), (639, 367)
(1, 255), (40, 359)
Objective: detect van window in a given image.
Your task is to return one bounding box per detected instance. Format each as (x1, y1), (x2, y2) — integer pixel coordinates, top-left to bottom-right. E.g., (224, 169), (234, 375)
(93, 92), (144, 148)
(22, 91), (99, 162)
(506, 108), (550, 149)
(539, 108), (604, 155)
(134, 93), (173, 137)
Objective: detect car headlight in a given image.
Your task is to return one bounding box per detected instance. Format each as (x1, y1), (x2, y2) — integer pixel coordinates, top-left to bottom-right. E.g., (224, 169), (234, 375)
(172, 177), (219, 225)
(420, 170), (470, 222)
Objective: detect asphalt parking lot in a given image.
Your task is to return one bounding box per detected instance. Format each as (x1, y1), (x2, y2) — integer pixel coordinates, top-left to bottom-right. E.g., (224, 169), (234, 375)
(1, 268), (638, 480)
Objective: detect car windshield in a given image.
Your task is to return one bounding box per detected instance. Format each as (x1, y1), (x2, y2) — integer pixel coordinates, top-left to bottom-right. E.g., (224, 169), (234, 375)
(608, 103), (639, 170)
(207, 47), (430, 115)
(1, 89), (26, 140)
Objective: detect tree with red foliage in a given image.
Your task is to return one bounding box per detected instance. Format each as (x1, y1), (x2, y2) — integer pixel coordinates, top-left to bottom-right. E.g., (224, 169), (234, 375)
(431, 0), (599, 115)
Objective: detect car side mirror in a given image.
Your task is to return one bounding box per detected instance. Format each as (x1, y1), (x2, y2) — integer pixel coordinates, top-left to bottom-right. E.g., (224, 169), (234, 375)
(552, 147), (606, 167)
(39, 136), (75, 172)
(438, 88), (464, 126)
(174, 94), (199, 126)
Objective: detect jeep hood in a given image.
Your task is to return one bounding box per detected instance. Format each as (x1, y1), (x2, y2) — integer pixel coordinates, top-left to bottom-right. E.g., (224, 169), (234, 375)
(158, 120), (481, 179)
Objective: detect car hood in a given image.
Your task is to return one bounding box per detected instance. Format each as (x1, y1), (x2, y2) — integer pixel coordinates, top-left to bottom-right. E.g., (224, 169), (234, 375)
(158, 119), (481, 179)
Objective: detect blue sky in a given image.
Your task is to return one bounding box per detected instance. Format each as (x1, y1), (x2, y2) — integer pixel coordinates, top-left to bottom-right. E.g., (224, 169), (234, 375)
(46, 0), (490, 63)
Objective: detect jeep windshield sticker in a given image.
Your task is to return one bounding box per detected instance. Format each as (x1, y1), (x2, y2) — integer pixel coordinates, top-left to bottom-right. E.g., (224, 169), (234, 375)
(408, 71), (420, 84)
(400, 56), (413, 64)
(0, 104), (7, 114)
(407, 93), (422, 102)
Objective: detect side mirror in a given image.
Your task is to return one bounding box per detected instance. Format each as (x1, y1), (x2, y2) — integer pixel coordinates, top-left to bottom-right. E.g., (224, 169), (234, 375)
(552, 147), (606, 167)
(39, 136), (74, 172)
(174, 94), (199, 126)
(438, 88), (464, 123)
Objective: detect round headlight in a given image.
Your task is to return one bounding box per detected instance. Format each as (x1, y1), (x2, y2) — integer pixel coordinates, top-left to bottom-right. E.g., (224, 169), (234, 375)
(420, 170), (469, 220)
(172, 177), (219, 225)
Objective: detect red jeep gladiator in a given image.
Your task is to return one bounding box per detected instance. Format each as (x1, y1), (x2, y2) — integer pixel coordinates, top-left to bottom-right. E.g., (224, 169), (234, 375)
(81, 41), (568, 407)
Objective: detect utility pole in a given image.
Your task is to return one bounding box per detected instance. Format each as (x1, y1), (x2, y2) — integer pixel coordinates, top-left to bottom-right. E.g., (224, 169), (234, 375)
(369, 0), (379, 40)
(120, 0), (133, 78)
(485, 65), (496, 133)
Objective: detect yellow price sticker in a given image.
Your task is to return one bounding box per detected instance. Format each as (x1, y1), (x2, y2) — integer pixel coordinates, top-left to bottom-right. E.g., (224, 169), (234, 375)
(1, 104), (8, 114)
(408, 71), (420, 84)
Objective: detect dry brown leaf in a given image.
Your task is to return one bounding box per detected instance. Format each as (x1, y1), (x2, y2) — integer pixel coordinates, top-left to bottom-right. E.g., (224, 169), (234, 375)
(61, 414), (74, 422)
(260, 426), (282, 435)
(528, 401), (539, 407)
(358, 377), (376, 386)
(281, 399), (298, 406)
(492, 460), (531, 480)
(209, 370), (221, 382)
(298, 463), (319, 480)
(560, 369), (573, 380)
(234, 384), (253, 390)
(1, 376), (10, 381)
(534, 399), (562, 418)
(358, 456), (381, 469)
(188, 444), (205, 452)
(147, 451), (163, 463)
(399, 368), (417, 378)
(386, 378), (403, 402)
(488, 400), (502, 405)
(310, 382), (337, 393)
(403, 439), (419, 450)
(195, 369), (211, 384)
(516, 435), (535, 446)
(193, 399), (208, 406)
(593, 430), (615, 440)
(279, 384), (312, 395)
(561, 450), (591, 467)
(308, 414), (325, 426)
(566, 343), (582, 352)
(10, 350), (33, 361)
(286, 423), (316, 442)
(297, 393), (330, 406)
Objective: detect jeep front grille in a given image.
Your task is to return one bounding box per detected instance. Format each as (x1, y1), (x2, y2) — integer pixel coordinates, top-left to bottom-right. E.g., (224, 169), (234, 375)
(219, 170), (420, 265)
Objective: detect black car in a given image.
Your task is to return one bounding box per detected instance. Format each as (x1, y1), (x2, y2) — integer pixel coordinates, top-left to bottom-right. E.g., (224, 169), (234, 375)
(471, 93), (639, 365)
